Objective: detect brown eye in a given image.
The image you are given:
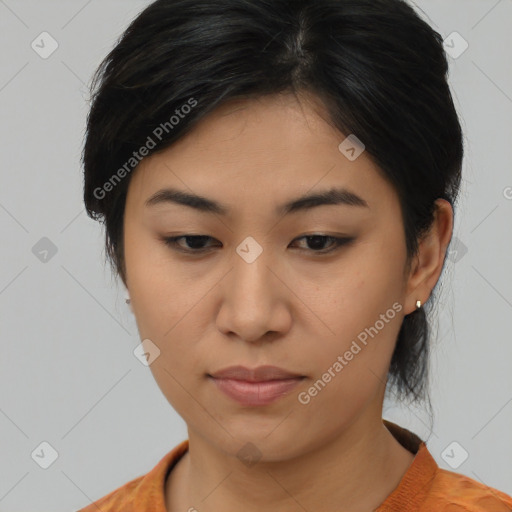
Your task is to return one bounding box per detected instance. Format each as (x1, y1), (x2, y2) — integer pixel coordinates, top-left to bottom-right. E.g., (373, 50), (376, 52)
(290, 235), (355, 254)
(162, 235), (217, 252)
(161, 234), (355, 255)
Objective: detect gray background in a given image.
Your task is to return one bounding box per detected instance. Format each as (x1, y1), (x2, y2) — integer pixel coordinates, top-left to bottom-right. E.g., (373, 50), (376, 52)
(0, 0), (511, 510)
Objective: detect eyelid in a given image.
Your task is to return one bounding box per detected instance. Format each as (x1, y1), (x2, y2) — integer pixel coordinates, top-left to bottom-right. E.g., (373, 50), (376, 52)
(160, 234), (355, 255)
(292, 235), (354, 253)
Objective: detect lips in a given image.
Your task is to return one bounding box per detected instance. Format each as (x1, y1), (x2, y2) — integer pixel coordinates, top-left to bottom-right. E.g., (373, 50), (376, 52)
(208, 365), (305, 406)
(208, 365), (303, 382)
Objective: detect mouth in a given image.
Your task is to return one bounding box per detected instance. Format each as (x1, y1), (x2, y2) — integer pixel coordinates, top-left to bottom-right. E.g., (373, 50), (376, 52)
(207, 365), (306, 406)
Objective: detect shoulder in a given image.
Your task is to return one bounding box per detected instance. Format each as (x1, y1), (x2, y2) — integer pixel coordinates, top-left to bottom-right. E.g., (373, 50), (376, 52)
(424, 468), (512, 511)
(76, 440), (189, 512)
(380, 421), (511, 512)
(76, 475), (144, 511)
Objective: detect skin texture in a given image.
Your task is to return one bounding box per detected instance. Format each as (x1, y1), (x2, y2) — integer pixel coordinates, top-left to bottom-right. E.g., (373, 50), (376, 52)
(123, 92), (453, 512)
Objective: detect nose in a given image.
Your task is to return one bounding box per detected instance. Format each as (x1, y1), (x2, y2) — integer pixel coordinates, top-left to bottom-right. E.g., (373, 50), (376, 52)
(215, 251), (292, 344)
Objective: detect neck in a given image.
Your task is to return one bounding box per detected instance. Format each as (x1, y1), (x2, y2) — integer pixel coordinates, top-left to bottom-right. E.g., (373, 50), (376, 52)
(166, 409), (415, 512)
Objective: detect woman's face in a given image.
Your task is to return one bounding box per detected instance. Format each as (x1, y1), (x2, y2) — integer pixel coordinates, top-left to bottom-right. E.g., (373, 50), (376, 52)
(123, 92), (433, 460)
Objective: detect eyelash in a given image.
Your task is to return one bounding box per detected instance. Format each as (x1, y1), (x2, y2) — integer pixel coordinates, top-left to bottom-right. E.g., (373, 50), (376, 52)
(161, 234), (355, 255)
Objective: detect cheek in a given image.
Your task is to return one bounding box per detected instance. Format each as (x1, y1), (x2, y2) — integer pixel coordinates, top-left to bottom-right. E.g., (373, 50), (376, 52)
(296, 242), (406, 395)
(300, 245), (405, 343)
(124, 228), (214, 363)
(125, 226), (190, 333)
(293, 301), (404, 446)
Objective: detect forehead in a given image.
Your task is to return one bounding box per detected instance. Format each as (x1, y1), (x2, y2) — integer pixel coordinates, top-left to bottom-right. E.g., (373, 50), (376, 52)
(126, 92), (399, 219)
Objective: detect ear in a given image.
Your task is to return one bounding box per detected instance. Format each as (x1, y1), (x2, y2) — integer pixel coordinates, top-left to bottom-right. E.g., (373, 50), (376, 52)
(403, 198), (454, 315)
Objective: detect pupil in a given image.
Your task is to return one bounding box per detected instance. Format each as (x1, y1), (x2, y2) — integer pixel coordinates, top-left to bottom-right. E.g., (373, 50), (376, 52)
(307, 236), (325, 250)
(187, 236), (209, 249)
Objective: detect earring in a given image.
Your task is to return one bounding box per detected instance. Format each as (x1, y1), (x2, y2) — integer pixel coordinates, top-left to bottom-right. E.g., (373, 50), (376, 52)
(125, 298), (131, 305)
(416, 299), (421, 309)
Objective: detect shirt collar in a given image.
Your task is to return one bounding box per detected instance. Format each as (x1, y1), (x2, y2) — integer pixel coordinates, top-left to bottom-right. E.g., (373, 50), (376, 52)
(378, 419), (439, 510)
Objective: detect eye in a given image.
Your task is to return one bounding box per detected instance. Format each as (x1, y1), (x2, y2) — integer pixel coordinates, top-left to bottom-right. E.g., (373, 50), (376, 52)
(161, 234), (355, 255)
(290, 234), (355, 253)
(162, 235), (218, 253)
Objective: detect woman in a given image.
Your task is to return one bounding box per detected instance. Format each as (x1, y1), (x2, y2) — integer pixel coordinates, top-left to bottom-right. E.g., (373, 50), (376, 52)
(78, 0), (512, 510)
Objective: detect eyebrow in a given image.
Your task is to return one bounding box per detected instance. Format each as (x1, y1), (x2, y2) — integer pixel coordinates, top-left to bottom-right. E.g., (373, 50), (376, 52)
(144, 186), (369, 216)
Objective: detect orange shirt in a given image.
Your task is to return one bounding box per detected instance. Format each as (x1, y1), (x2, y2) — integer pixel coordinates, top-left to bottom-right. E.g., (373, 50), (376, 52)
(77, 420), (512, 511)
